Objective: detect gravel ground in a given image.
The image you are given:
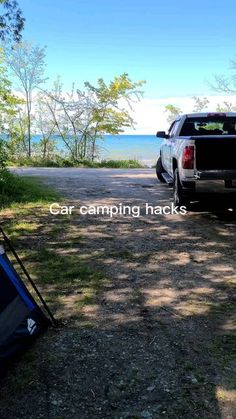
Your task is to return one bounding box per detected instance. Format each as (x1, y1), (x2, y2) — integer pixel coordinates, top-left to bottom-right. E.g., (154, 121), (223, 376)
(1, 168), (236, 419)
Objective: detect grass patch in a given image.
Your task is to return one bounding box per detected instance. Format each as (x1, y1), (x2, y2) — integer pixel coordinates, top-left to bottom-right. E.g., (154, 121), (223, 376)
(108, 249), (136, 260)
(15, 244), (108, 317)
(1, 220), (108, 318)
(209, 333), (236, 367)
(183, 361), (194, 371)
(30, 247), (105, 288)
(0, 171), (59, 209)
(0, 172), (108, 320)
(209, 333), (236, 391)
(211, 300), (235, 315)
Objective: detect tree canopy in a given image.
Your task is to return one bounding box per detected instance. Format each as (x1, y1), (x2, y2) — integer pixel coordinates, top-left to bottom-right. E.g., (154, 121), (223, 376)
(0, 49), (22, 116)
(164, 104), (182, 123)
(0, 0), (24, 43)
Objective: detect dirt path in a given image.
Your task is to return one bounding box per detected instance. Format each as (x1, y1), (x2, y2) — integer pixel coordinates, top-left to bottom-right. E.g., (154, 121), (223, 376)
(1, 168), (236, 419)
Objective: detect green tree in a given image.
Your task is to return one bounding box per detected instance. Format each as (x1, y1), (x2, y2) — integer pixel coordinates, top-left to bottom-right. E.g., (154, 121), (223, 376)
(34, 92), (57, 159)
(164, 104), (182, 124)
(0, 49), (23, 167)
(5, 41), (47, 156)
(6, 111), (29, 157)
(0, 49), (21, 120)
(85, 73), (145, 160)
(39, 77), (81, 160)
(43, 74), (145, 162)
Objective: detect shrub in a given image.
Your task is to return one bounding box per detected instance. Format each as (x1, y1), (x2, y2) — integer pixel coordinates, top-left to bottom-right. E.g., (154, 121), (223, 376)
(99, 159), (144, 168)
(7, 155), (145, 169)
(0, 139), (8, 170)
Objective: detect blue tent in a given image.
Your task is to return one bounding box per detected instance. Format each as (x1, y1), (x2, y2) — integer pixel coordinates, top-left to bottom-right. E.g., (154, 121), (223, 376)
(0, 244), (50, 377)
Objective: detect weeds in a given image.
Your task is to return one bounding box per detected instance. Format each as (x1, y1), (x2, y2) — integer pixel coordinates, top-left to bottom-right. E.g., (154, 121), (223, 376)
(8, 156), (145, 169)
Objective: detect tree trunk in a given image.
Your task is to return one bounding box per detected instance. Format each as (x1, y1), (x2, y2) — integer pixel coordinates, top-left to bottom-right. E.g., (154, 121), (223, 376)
(26, 97), (31, 157)
(43, 138), (47, 159)
(83, 135), (87, 159)
(91, 138), (96, 161)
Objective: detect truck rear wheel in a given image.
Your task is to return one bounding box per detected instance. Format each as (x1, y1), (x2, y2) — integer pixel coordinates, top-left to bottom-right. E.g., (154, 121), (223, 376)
(156, 157), (165, 182)
(173, 168), (190, 208)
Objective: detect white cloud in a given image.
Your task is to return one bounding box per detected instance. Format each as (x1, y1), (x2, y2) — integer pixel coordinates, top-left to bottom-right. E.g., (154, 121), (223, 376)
(124, 95), (236, 135)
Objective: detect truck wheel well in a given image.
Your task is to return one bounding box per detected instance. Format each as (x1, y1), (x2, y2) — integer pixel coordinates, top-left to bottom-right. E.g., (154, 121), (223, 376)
(173, 159), (178, 172)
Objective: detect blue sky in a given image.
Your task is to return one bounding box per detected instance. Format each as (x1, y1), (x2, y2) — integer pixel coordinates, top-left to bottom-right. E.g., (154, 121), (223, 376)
(19, 0), (236, 99)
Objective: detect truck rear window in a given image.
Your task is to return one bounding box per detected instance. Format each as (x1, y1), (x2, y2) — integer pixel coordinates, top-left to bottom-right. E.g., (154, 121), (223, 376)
(180, 117), (236, 136)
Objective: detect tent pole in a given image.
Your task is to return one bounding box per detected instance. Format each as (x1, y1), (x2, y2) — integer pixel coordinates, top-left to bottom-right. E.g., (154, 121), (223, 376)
(0, 227), (57, 326)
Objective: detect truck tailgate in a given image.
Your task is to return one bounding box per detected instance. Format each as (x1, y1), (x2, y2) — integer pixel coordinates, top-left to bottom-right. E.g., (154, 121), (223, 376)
(194, 136), (236, 170)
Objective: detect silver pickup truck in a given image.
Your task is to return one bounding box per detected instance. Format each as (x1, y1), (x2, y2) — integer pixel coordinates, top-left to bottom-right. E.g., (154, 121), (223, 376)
(156, 112), (236, 207)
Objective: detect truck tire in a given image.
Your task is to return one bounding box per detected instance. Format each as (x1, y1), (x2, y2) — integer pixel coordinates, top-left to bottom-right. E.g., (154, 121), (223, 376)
(173, 168), (190, 208)
(156, 157), (165, 182)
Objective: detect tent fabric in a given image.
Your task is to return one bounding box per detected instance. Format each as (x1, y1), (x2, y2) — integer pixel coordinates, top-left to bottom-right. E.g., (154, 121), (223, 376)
(0, 253), (35, 310)
(0, 296), (29, 340)
(0, 247), (49, 377)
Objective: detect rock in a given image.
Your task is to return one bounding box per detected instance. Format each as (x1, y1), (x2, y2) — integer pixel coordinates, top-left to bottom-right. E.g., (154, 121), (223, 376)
(147, 385), (156, 392)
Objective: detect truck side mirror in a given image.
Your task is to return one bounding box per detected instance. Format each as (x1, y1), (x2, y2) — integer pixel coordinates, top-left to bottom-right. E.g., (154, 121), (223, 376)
(156, 131), (168, 138)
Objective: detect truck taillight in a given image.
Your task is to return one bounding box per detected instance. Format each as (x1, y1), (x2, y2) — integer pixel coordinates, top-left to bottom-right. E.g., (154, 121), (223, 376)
(182, 146), (194, 169)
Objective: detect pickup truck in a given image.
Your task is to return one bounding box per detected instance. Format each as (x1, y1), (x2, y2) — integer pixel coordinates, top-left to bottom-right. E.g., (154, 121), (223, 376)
(156, 112), (236, 207)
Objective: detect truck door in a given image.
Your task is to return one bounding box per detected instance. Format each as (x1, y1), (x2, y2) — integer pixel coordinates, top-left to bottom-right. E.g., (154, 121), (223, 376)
(161, 121), (174, 172)
(165, 120), (180, 174)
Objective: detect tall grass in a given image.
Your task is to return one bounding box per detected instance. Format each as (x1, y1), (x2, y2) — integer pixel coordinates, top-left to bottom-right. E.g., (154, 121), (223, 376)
(8, 156), (145, 169)
(0, 170), (59, 209)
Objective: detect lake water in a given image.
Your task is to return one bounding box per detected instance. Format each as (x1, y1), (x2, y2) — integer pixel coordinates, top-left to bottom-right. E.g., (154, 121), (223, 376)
(98, 135), (161, 166)
(33, 134), (162, 167)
